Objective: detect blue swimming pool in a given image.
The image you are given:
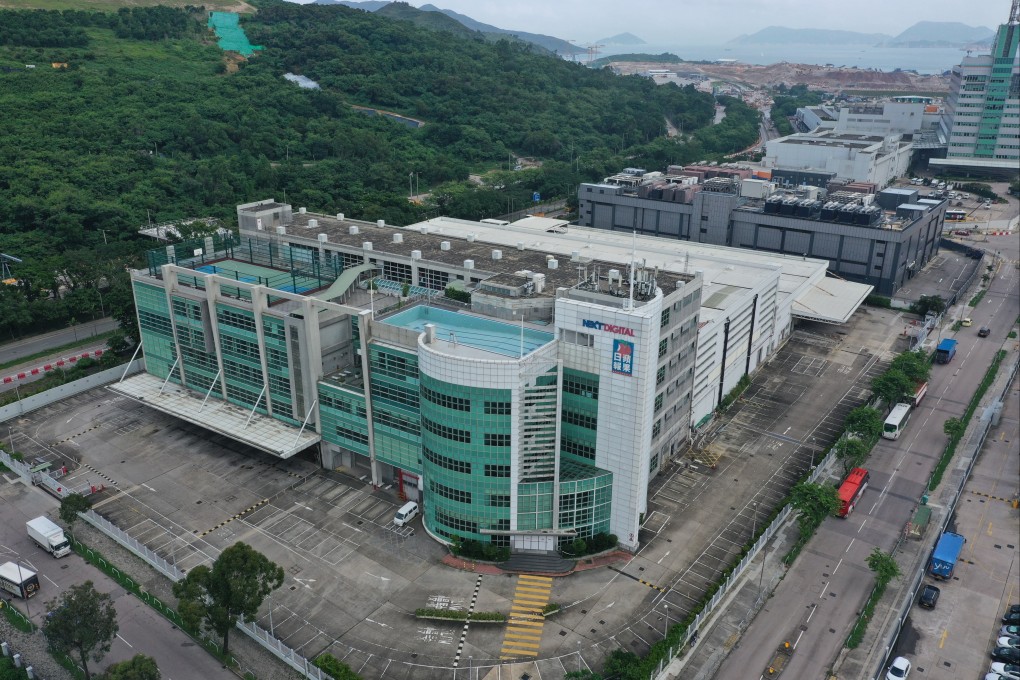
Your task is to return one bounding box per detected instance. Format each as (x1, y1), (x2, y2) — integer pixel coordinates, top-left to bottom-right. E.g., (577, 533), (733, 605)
(381, 306), (553, 357)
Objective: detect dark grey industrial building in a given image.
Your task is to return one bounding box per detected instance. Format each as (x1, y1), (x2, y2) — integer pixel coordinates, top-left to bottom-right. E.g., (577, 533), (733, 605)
(577, 178), (947, 296)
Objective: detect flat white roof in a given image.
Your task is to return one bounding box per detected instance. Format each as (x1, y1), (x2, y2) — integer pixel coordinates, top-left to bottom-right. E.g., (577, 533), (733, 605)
(792, 277), (874, 324)
(109, 374), (319, 459)
(408, 216), (829, 313)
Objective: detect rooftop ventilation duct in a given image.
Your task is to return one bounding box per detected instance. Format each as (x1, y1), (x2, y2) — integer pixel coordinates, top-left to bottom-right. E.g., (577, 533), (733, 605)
(464, 259), (475, 269)
(336, 213), (345, 221)
(517, 241), (525, 251)
(492, 250), (502, 260)
(299, 207), (306, 214)
(363, 242), (373, 251)
(419, 226), (429, 234)
(377, 219), (385, 228)
(548, 259), (559, 270)
(440, 241), (451, 251)
(317, 233), (328, 243)
(411, 250), (422, 260)
(308, 218), (318, 229)
(393, 233), (403, 244)
(349, 225), (359, 235)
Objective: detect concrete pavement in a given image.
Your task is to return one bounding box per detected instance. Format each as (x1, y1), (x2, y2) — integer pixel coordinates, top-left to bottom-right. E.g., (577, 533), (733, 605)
(0, 318), (118, 367)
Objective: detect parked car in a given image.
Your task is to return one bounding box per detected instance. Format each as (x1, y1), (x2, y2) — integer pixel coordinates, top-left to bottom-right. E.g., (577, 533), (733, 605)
(1008, 605), (1020, 615)
(979, 327), (992, 338)
(990, 662), (1020, 680)
(886, 656), (912, 679)
(1004, 611), (1020, 625)
(1001, 625), (1020, 637)
(961, 318), (973, 327)
(993, 647), (1020, 664)
(998, 637), (1020, 650)
(918, 584), (940, 609)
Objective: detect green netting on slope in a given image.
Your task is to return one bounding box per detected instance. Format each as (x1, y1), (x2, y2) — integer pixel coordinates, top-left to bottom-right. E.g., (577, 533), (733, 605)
(207, 12), (263, 57)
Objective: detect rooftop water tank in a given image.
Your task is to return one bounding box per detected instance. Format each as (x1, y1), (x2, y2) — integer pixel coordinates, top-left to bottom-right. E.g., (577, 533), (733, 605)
(492, 250), (502, 260)
(377, 219), (385, 228)
(349, 225), (359, 235)
(440, 241), (451, 251)
(363, 241), (373, 251)
(308, 218), (318, 229)
(464, 259), (474, 269)
(317, 233), (328, 243)
(393, 233), (403, 243)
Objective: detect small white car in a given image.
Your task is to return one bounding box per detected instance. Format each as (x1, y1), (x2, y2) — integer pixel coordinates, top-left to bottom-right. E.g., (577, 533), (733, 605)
(998, 636), (1020, 650)
(990, 662), (1020, 680)
(886, 656), (911, 679)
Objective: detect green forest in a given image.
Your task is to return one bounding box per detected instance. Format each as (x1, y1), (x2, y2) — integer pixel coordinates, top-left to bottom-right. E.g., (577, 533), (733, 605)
(0, 0), (761, 340)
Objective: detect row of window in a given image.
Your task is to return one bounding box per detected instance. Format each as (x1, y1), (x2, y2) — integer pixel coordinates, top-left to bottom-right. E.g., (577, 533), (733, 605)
(434, 510), (477, 535)
(430, 480), (471, 504)
(562, 409), (597, 430)
(563, 375), (599, 400)
(421, 384), (470, 411)
(561, 436), (596, 461)
(485, 464), (511, 477)
(374, 409), (420, 436)
(423, 446), (471, 474)
(321, 393), (367, 419)
(421, 416), (471, 442)
(336, 425), (369, 446)
(483, 433), (511, 447)
(217, 309), (256, 333)
(371, 382), (418, 409)
(485, 401), (512, 415)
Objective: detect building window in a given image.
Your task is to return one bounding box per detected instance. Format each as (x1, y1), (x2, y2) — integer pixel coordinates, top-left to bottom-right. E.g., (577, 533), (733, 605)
(488, 494), (511, 508)
(335, 426), (369, 445)
(421, 385), (470, 411)
(561, 436), (596, 461)
(660, 309), (670, 328)
(563, 410), (597, 430)
(430, 480), (471, 504)
(423, 447), (471, 474)
(484, 433), (511, 447)
(485, 464), (511, 477)
(563, 375), (599, 400)
(656, 367), (666, 386)
(435, 510), (478, 534)
(484, 401), (512, 415)
(654, 394), (663, 412)
(421, 416), (471, 442)
(652, 420), (661, 438)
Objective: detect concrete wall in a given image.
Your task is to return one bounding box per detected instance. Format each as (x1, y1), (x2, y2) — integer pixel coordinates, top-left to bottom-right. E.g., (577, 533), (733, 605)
(0, 360), (145, 422)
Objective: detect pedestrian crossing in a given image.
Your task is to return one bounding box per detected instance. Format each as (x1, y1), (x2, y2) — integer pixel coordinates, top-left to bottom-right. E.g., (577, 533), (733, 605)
(500, 575), (552, 659)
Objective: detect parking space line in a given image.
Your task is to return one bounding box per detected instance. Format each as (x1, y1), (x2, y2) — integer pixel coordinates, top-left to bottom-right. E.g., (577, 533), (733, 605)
(196, 498), (270, 538)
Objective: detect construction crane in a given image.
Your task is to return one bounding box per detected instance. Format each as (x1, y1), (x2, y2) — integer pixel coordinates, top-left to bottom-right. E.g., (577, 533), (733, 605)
(1, 253), (21, 281)
(585, 44), (604, 66)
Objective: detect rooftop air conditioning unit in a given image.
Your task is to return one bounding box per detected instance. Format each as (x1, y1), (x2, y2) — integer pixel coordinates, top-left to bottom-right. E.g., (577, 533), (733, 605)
(349, 225), (359, 235)
(571, 251), (580, 261)
(363, 242), (373, 251)
(377, 219), (385, 228)
(464, 259), (475, 269)
(492, 250), (502, 260)
(548, 259), (559, 269)
(419, 225), (429, 234)
(336, 213), (345, 221)
(440, 241), (451, 251)
(467, 233), (476, 242)
(317, 233), (328, 243)
(308, 219), (318, 229)
(393, 233), (403, 244)
(299, 207), (307, 214)
(411, 250), (421, 260)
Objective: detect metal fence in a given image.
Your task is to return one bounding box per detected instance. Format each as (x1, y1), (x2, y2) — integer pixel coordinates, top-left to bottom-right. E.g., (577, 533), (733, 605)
(0, 448), (98, 499)
(868, 354), (1018, 680)
(78, 510), (186, 583)
(651, 447), (837, 679)
(236, 618), (332, 680)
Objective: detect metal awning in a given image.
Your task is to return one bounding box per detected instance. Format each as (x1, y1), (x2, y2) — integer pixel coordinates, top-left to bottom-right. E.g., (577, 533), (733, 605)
(108, 373), (319, 458)
(792, 277), (873, 325)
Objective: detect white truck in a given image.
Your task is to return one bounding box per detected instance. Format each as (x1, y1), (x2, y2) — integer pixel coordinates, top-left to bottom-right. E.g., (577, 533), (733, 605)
(27, 516), (71, 558)
(0, 561), (40, 599)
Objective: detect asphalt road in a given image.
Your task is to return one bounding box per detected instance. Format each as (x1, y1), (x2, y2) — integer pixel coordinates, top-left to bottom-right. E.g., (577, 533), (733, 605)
(0, 318), (118, 366)
(714, 250), (1019, 680)
(0, 479), (234, 680)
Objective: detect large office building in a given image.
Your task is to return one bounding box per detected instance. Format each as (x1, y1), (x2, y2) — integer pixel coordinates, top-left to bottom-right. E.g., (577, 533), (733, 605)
(762, 130), (914, 187)
(116, 201), (867, 552)
(578, 168), (947, 296)
(932, 7), (1020, 176)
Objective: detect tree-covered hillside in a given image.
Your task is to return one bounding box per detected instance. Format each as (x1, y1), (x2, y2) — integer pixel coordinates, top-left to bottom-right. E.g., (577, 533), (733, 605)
(0, 2), (758, 338)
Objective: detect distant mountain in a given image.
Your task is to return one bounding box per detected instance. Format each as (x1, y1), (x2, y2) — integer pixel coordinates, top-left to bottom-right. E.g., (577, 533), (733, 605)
(597, 32), (645, 46)
(374, 2), (483, 40)
(329, 1), (582, 55)
(730, 26), (891, 45)
(885, 21), (994, 47)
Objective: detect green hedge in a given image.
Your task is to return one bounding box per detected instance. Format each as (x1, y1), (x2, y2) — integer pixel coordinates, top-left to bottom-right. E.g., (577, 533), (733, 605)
(969, 289), (986, 307)
(717, 374), (751, 413)
(865, 294), (892, 309)
(414, 608), (506, 622)
(0, 657), (31, 680)
(313, 653), (363, 680)
(845, 581), (886, 648)
(929, 350), (1006, 490)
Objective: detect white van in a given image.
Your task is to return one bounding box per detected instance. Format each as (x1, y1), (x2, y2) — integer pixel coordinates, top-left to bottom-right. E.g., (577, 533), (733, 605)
(394, 501), (419, 527)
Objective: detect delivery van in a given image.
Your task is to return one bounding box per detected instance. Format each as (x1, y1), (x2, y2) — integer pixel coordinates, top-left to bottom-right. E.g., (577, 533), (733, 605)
(394, 501), (419, 527)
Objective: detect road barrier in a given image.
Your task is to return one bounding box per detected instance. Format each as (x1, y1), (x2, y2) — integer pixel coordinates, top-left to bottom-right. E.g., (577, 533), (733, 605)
(236, 618), (333, 680)
(78, 509), (186, 583)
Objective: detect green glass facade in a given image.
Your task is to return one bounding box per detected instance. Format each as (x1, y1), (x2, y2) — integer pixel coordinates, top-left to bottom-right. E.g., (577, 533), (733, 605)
(171, 295), (217, 393)
(560, 368), (599, 467)
(419, 374), (513, 544)
(557, 461), (613, 543)
(134, 282), (178, 383)
(319, 382), (370, 456)
(368, 345), (421, 472)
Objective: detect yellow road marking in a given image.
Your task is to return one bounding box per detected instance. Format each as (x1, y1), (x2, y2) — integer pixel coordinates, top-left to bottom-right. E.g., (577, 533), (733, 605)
(500, 648), (539, 657)
(988, 521), (993, 535)
(505, 631), (542, 641)
(939, 628), (948, 649)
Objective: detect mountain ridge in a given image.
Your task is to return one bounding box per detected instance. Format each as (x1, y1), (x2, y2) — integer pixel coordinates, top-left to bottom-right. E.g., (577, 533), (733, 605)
(730, 21), (994, 47)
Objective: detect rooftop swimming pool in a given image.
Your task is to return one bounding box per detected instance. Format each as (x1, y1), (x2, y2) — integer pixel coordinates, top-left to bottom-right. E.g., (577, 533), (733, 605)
(381, 306), (553, 358)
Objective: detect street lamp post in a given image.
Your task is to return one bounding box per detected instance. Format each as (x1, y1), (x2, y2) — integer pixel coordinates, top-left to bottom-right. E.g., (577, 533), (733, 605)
(664, 603), (670, 637)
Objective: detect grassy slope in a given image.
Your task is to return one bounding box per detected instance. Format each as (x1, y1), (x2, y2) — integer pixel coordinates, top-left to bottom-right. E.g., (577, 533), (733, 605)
(0, 0), (254, 12)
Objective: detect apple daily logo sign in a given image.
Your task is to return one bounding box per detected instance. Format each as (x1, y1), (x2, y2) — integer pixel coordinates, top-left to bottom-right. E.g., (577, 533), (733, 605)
(582, 319), (635, 337)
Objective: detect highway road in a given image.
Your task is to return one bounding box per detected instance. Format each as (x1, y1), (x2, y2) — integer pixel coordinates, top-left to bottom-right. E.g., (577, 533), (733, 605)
(0, 318), (118, 366)
(714, 248), (1019, 680)
(0, 479), (234, 680)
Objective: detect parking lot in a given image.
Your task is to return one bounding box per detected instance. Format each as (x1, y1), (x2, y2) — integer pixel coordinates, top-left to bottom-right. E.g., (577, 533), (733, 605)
(2, 305), (915, 680)
(890, 373), (1020, 679)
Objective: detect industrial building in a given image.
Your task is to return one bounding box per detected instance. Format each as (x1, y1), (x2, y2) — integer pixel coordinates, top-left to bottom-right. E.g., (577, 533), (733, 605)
(578, 167), (947, 296)
(115, 200), (868, 553)
(932, 6), (1020, 176)
(762, 130), (914, 187)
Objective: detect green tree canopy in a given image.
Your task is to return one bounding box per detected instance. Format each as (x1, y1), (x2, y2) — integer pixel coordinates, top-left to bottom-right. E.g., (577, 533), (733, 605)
(834, 437), (869, 475)
(866, 547), (901, 586)
(101, 654), (160, 680)
(871, 369), (914, 407)
(59, 492), (93, 538)
(889, 351), (931, 385)
(943, 417), (965, 440)
(173, 542), (284, 654)
(844, 406), (883, 441)
(790, 482), (841, 528)
(42, 581), (118, 680)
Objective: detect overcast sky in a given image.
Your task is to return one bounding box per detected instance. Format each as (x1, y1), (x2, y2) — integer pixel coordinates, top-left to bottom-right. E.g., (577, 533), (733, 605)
(289, 0), (1010, 44)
